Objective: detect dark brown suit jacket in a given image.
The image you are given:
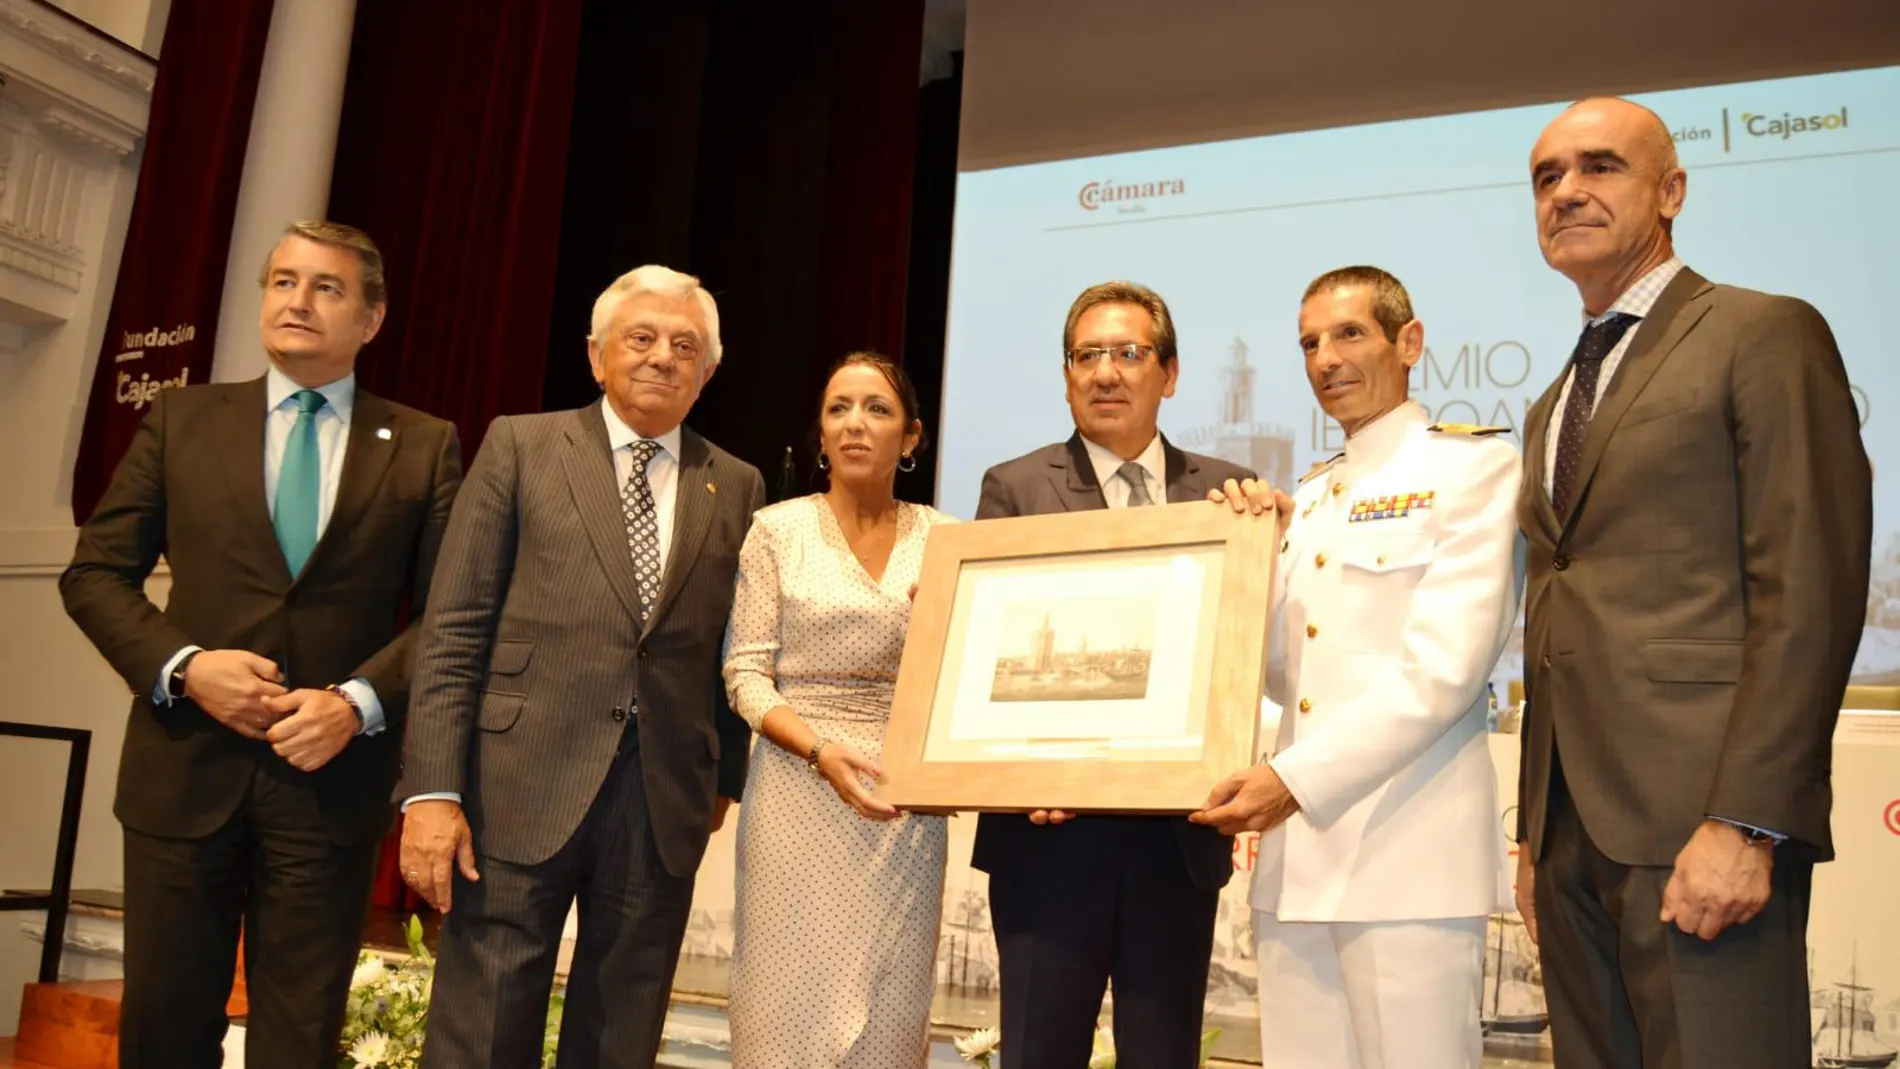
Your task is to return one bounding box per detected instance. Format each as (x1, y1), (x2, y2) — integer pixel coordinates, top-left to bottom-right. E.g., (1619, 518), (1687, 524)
(1516, 268), (1871, 866)
(396, 406), (763, 878)
(61, 376), (463, 846)
(969, 432), (1250, 891)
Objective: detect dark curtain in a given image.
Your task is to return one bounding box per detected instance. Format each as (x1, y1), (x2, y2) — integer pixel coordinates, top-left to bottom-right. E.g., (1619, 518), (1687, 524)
(325, 0), (586, 912)
(69, 0), (275, 523)
(326, 0), (585, 458)
(543, 0), (929, 502)
(899, 54), (963, 505)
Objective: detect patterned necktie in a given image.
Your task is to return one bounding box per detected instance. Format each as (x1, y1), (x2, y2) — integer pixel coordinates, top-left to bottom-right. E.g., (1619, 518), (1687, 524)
(621, 439), (664, 622)
(1117, 460), (1154, 507)
(1551, 312), (1639, 516)
(274, 389), (328, 575)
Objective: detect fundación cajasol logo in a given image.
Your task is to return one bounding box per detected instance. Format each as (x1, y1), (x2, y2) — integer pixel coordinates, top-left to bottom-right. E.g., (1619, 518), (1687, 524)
(1739, 106), (1848, 140)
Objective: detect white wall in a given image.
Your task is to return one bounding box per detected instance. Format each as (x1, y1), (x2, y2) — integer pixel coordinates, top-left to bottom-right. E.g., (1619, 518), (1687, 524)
(0, 2), (156, 1033)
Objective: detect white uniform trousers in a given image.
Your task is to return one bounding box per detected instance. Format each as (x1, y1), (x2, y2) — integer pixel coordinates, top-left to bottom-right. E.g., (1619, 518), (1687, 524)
(1253, 911), (1485, 1069)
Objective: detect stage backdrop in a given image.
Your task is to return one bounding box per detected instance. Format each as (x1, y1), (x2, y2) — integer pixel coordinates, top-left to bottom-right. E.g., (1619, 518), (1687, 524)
(68, 0), (275, 523)
(933, 63), (1900, 696)
(657, 711), (1900, 1063)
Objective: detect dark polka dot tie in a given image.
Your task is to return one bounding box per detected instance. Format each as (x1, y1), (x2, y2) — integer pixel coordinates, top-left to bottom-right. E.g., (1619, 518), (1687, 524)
(1552, 312), (1640, 517)
(622, 438), (663, 622)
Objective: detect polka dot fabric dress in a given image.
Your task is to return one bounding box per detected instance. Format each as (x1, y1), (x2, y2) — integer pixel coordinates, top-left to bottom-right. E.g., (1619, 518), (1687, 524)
(722, 495), (952, 1069)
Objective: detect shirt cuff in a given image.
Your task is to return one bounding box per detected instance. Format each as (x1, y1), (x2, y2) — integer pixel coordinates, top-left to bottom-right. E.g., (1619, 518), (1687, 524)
(1708, 815), (1787, 843)
(338, 678), (384, 736)
(153, 645), (205, 705)
(402, 792), (461, 811)
(1267, 755), (1316, 817)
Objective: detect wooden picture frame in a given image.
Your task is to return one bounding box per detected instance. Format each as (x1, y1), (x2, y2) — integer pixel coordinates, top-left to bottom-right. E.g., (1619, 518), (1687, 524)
(877, 500), (1279, 813)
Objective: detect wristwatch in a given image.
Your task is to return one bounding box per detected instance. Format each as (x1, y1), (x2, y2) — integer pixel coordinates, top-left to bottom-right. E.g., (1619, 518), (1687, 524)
(1737, 825), (1778, 848)
(168, 650), (203, 701)
(807, 739), (831, 771)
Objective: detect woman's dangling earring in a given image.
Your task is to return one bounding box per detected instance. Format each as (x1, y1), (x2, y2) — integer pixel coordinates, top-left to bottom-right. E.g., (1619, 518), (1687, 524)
(816, 453), (829, 471)
(897, 453), (917, 473)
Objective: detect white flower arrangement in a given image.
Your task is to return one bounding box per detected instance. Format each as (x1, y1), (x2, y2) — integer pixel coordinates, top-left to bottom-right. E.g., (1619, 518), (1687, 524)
(952, 1023), (1221, 1068)
(337, 915), (564, 1069)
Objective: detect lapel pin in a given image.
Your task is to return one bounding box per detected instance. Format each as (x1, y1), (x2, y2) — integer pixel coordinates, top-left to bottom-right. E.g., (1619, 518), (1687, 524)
(376, 427), (393, 440)
(706, 482), (717, 494)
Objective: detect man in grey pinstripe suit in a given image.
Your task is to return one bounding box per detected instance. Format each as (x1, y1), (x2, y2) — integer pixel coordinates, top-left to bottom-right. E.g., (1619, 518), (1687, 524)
(398, 265), (764, 1068)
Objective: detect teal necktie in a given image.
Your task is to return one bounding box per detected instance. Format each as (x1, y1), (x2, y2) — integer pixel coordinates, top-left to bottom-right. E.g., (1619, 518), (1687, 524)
(275, 389), (328, 575)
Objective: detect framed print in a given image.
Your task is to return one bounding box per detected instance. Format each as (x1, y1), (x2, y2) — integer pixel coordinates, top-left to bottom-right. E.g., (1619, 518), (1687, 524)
(877, 500), (1279, 813)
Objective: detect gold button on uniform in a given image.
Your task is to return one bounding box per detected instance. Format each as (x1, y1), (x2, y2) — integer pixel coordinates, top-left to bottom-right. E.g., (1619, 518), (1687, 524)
(1315, 552), (1328, 568)
(1306, 623), (1318, 638)
(1376, 554), (1387, 566)
(1298, 698), (1312, 713)
(1331, 483), (1343, 497)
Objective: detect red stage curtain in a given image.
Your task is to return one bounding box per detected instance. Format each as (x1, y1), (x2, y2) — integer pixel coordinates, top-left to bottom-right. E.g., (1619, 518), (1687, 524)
(325, 0), (586, 912)
(68, 0), (276, 523)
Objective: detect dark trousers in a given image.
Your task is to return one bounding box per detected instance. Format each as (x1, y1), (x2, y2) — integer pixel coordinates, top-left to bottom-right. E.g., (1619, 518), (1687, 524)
(422, 743), (695, 1069)
(119, 761), (380, 1069)
(1535, 759), (1813, 1069)
(990, 821), (1221, 1069)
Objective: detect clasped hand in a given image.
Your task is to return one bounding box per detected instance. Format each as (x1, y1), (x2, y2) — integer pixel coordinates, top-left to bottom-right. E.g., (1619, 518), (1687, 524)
(182, 649), (356, 770)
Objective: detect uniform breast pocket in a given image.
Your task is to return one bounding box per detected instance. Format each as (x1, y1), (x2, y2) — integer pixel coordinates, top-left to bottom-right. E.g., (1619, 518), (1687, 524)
(1333, 531), (1435, 651)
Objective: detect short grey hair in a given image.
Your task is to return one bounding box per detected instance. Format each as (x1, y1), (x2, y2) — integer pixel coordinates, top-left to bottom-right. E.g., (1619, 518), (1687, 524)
(259, 220), (386, 307)
(588, 265), (723, 367)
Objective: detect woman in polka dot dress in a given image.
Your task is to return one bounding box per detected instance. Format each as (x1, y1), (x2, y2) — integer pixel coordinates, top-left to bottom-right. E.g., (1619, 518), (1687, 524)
(722, 352), (953, 1068)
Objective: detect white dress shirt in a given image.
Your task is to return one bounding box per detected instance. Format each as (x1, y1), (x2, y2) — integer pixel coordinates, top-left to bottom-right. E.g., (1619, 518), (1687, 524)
(1541, 258), (1685, 497)
(155, 366), (385, 734)
(602, 395), (683, 572)
(1080, 432), (1165, 507)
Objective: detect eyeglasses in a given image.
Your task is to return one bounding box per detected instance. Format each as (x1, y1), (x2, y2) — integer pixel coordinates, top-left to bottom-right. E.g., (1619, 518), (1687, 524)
(1065, 344), (1156, 371)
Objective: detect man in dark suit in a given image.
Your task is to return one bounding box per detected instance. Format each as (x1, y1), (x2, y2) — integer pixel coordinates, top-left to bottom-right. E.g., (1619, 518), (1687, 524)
(1515, 98), (1871, 1069)
(973, 280), (1250, 1069)
(61, 221), (462, 1068)
(398, 265), (763, 1069)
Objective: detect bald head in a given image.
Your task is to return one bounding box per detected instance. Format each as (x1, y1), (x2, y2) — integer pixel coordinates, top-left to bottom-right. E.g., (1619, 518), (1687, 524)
(1561, 97), (1679, 172)
(1529, 96), (1688, 313)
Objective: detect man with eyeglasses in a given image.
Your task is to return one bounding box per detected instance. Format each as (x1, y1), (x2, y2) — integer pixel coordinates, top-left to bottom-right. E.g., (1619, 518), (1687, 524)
(970, 280), (1252, 1069)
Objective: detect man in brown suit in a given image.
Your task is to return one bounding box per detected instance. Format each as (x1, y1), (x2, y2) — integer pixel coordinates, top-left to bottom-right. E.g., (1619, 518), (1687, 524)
(1514, 98), (1871, 1069)
(61, 221), (462, 1068)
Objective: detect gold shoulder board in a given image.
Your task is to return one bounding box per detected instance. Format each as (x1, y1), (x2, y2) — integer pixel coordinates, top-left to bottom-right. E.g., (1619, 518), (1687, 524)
(1428, 423), (1511, 437)
(1297, 454), (1344, 484)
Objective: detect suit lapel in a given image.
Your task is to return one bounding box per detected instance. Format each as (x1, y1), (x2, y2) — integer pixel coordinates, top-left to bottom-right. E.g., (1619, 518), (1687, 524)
(1160, 435), (1201, 503)
(299, 391), (399, 581)
(646, 429), (716, 631)
(214, 378), (290, 585)
(563, 406), (648, 629)
(1562, 270), (1715, 536)
(1053, 433), (1109, 511)
(1522, 381), (1564, 542)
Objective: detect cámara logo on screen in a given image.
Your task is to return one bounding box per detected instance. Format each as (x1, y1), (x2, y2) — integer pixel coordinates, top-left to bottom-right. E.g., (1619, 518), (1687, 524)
(1739, 107), (1847, 140)
(1079, 178), (1186, 211)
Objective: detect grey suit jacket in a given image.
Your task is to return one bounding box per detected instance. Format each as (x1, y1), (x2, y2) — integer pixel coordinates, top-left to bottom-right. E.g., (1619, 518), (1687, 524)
(969, 432), (1251, 891)
(1516, 268), (1871, 866)
(399, 405), (765, 877)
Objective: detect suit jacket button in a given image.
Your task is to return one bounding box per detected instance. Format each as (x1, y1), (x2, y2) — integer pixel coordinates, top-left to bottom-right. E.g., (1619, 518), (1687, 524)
(637, 647), (649, 659)
(1552, 554), (1570, 571)
(612, 706), (627, 722)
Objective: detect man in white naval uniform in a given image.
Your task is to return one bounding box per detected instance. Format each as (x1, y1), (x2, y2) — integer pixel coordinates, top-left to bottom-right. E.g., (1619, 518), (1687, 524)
(1197, 265), (1524, 1069)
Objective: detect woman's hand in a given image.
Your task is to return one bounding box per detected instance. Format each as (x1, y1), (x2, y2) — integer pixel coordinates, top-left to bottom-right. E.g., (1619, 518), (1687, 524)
(816, 742), (901, 821)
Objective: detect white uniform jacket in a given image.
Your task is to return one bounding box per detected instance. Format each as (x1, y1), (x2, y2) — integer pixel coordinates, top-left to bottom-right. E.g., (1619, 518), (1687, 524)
(1251, 401), (1525, 922)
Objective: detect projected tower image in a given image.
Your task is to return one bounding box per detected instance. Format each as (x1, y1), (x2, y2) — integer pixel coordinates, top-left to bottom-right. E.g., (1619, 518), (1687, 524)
(1181, 336), (1295, 490)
